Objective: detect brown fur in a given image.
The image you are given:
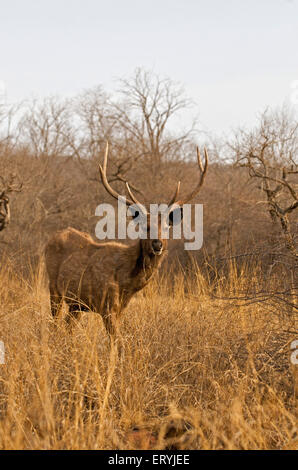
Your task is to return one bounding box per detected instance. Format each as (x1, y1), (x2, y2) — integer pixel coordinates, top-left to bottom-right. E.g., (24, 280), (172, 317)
(45, 226), (167, 335)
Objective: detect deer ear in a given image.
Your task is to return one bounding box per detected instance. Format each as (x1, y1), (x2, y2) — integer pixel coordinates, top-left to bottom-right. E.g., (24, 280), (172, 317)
(169, 207), (183, 226)
(127, 207), (140, 220)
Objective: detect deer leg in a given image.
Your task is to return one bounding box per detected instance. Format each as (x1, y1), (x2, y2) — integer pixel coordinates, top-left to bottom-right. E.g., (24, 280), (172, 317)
(49, 290), (63, 319)
(102, 310), (124, 358)
(66, 303), (82, 327)
(102, 311), (117, 337)
(101, 286), (121, 345)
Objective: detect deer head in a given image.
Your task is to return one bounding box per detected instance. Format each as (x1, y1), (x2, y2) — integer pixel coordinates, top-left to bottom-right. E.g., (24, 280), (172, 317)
(99, 143), (208, 256)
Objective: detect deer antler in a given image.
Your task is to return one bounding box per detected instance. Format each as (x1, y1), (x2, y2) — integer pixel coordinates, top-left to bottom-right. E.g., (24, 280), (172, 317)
(99, 142), (147, 214)
(0, 174), (23, 198)
(168, 147), (208, 208)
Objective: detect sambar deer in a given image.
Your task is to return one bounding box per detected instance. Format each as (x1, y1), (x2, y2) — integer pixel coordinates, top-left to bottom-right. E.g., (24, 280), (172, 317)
(45, 144), (208, 336)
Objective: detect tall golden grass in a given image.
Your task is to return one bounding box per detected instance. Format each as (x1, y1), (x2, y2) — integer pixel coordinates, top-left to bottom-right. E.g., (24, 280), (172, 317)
(0, 259), (297, 450)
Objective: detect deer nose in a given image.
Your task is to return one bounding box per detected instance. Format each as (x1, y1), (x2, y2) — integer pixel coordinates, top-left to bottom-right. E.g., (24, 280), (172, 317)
(152, 239), (163, 253)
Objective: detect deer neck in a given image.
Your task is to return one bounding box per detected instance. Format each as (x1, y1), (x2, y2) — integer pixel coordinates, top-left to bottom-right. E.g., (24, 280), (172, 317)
(129, 240), (163, 287)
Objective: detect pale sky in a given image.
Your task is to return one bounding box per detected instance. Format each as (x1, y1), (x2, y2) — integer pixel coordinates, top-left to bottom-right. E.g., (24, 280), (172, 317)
(0, 0), (298, 135)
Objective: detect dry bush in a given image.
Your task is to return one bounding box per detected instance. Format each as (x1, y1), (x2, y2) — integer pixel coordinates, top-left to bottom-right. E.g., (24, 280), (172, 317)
(0, 260), (296, 450)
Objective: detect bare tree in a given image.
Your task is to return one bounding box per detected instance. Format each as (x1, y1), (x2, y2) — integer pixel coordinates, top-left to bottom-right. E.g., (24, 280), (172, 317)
(73, 87), (114, 161)
(113, 68), (197, 167)
(73, 87), (146, 195)
(231, 107), (298, 259)
(0, 174), (22, 231)
(0, 102), (23, 153)
(19, 96), (75, 159)
(229, 107), (298, 313)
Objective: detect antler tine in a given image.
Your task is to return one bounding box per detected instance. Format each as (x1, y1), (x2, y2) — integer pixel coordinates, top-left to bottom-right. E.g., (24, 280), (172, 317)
(99, 142), (126, 203)
(99, 142), (147, 213)
(126, 183), (147, 214)
(196, 147), (204, 172)
(125, 182), (141, 206)
(103, 140), (109, 174)
(173, 146), (208, 207)
(168, 181), (181, 208)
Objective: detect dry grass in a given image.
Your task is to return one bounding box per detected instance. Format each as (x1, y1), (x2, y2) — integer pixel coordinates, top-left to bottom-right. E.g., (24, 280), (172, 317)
(0, 259), (297, 450)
